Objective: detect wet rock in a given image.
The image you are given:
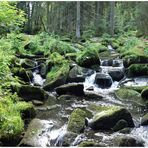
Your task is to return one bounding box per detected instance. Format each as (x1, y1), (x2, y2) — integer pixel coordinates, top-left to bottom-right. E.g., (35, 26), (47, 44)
(43, 63), (69, 91)
(123, 55), (148, 68)
(95, 73), (112, 88)
(108, 69), (124, 81)
(67, 108), (92, 134)
(19, 118), (53, 147)
(118, 127), (132, 134)
(62, 132), (78, 146)
(67, 65), (94, 83)
(76, 49), (100, 68)
(89, 105), (134, 130)
(115, 136), (144, 147)
(21, 59), (36, 69)
(58, 95), (82, 101)
(115, 88), (145, 106)
(55, 83), (84, 96)
(84, 91), (103, 100)
(90, 64), (102, 72)
(141, 87), (148, 101)
(78, 140), (105, 147)
(39, 63), (47, 78)
(102, 59), (113, 66)
(112, 119), (128, 132)
(126, 64), (148, 77)
(11, 67), (33, 82)
(32, 100), (44, 106)
(16, 85), (49, 101)
(141, 113), (148, 125)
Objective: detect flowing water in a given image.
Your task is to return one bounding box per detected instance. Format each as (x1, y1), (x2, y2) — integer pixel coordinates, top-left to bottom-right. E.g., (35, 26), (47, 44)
(25, 45), (148, 147)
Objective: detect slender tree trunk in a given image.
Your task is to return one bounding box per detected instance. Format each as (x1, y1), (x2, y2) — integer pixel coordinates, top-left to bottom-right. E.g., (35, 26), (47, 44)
(76, 1), (81, 39)
(109, 1), (115, 36)
(46, 2), (50, 33)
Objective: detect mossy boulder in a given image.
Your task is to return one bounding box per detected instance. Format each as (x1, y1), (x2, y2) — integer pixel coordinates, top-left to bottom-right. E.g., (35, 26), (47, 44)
(67, 65), (94, 83)
(88, 105), (134, 130)
(67, 108), (92, 134)
(141, 113), (148, 125)
(141, 87), (148, 101)
(39, 63), (47, 78)
(126, 64), (148, 77)
(76, 49), (100, 68)
(55, 83), (84, 96)
(124, 86), (148, 93)
(115, 136), (144, 147)
(15, 101), (36, 118)
(11, 67), (33, 82)
(43, 62), (70, 91)
(16, 85), (49, 101)
(21, 59), (36, 69)
(115, 88), (145, 106)
(123, 55), (148, 68)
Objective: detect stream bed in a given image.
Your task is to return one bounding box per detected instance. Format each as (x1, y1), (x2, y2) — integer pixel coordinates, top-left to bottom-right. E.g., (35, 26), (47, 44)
(15, 45), (148, 147)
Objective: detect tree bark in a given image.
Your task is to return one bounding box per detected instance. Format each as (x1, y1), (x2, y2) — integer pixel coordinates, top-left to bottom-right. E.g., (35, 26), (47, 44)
(109, 1), (115, 36)
(76, 1), (81, 39)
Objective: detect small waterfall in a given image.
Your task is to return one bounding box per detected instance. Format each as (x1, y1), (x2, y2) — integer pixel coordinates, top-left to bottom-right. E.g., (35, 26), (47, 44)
(32, 70), (45, 86)
(72, 134), (87, 146)
(108, 45), (115, 53)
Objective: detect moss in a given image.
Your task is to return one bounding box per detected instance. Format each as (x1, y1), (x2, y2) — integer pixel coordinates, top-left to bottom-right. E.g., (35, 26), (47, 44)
(67, 108), (92, 134)
(76, 48), (100, 68)
(141, 87), (148, 101)
(15, 101), (36, 118)
(127, 64), (148, 77)
(78, 141), (102, 147)
(0, 95), (24, 142)
(99, 51), (110, 58)
(123, 86), (148, 93)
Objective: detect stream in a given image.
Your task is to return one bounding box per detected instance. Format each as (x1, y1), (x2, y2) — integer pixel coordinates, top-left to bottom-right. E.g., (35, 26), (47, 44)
(18, 45), (148, 147)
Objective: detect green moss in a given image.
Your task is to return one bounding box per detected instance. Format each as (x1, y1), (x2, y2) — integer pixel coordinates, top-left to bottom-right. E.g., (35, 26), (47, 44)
(115, 88), (145, 106)
(127, 64), (148, 77)
(0, 95), (24, 141)
(67, 108), (92, 134)
(76, 48), (100, 68)
(124, 86), (148, 93)
(78, 141), (101, 147)
(15, 101), (36, 118)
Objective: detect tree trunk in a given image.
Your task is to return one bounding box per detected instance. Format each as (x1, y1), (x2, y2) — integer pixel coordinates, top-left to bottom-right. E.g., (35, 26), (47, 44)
(109, 1), (115, 36)
(76, 1), (81, 39)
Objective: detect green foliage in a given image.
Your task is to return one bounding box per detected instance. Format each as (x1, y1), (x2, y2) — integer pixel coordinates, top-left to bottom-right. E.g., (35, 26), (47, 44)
(0, 94), (24, 140)
(0, 2), (26, 34)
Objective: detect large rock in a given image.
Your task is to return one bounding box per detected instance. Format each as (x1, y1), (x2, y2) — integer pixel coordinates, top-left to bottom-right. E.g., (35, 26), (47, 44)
(95, 73), (112, 88)
(115, 88), (145, 106)
(108, 69), (124, 81)
(114, 136), (144, 147)
(76, 49), (100, 68)
(141, 87), (148, 101)
(67, 108), (92, 134)
(43, 63), (69, 91)
(39, 63), (47, 78)
(21, 59), (36, 69)
(55, 83), (84, 96)
(78, 140), (104, 147)
(141, 113), (148, 125)
(88, 105), (134, 130)
(123, 55), (148, 68)
(19, 118), (53, 147)
(126, 64), (148, 77)
(67, 65), (94, 83)
(11, 67), (33, 82)
(16, 85), (49, 101)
